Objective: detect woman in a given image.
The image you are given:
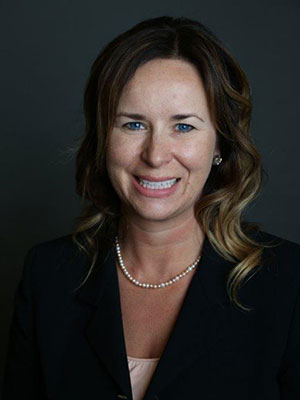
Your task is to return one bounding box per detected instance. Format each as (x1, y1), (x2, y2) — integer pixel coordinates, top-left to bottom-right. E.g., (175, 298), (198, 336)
(3, 16), (300, 400)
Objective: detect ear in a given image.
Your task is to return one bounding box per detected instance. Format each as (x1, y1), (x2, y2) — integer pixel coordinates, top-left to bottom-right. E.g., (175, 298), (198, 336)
(213, 142), (221, 158)
(213, 130), (220, 154)
(212, 140), (222, 166)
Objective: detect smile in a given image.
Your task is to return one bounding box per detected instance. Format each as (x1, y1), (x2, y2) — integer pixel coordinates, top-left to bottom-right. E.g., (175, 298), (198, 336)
(138, 177), (178, 189)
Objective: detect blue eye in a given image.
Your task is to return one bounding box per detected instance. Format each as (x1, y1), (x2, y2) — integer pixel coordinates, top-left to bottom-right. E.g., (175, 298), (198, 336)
(124, 122), (145, 130)
(176, 123), (194, 133)
(123, 122), (194, 133)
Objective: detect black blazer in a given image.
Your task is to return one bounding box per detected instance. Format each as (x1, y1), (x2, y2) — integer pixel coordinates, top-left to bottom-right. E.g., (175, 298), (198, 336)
(2, 230), (300, 400)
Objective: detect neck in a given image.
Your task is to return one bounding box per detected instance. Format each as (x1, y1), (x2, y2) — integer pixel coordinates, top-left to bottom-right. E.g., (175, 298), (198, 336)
(117, 214), (205, 282)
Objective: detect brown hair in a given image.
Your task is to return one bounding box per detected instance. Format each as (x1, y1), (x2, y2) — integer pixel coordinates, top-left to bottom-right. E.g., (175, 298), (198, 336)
(72, 16), (275, 311)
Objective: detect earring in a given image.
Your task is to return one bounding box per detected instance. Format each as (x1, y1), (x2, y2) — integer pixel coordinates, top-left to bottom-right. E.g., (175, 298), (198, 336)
(213, 155), (222, 166)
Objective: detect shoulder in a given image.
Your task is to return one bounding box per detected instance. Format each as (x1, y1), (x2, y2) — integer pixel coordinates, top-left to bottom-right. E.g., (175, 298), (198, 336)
(254, 229), (300, 268)
(27, 234), (86, 273)
(23, 234), (89, 293)
(28, 234), (79, 257)
(251, 229), (300, 299)
(254, 229), (300, 250)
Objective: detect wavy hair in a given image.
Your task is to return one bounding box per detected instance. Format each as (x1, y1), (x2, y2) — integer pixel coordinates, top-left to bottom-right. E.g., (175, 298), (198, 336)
(72, 16), (275, 311)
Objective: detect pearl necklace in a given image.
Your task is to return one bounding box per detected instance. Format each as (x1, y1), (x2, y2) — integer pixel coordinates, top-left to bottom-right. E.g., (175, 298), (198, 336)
(115, 236), (201, 289)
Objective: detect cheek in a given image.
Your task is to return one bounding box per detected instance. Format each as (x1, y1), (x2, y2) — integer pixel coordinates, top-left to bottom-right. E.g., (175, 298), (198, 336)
(105, 146), (127, 200)
(107, 136), (132, 170)
(179, 141), (214, 175)
(106, 135), (141, 185)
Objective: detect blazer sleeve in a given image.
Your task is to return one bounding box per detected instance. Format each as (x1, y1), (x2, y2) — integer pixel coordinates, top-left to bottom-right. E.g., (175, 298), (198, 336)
(278, 278), (300, 399)
(2, 246), (46, 399)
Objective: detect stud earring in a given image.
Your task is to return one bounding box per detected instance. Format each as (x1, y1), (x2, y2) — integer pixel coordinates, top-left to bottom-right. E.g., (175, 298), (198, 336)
(213, 155), (222, 166)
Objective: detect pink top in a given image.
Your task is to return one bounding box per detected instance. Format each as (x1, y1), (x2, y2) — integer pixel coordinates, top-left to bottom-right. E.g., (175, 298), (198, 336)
(127, 356), (160, 400)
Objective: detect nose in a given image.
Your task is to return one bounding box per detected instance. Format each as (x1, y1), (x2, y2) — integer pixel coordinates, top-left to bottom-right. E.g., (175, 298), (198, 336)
(141, 132), (173, 168)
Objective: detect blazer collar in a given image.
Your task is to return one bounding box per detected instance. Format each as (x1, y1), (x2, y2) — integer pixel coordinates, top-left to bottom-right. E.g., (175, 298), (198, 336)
(76, 235), (234, 400)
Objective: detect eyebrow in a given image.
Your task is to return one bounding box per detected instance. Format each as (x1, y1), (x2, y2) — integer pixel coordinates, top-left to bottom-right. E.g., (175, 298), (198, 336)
(116, 112), (205, 123)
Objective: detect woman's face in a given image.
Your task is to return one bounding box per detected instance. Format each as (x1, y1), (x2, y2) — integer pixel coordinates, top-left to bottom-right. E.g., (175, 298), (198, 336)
(106, 58), (219, 225)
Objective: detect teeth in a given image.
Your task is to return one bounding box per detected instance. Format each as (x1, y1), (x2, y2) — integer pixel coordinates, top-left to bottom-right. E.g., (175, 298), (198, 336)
(138, 178), (177, 189)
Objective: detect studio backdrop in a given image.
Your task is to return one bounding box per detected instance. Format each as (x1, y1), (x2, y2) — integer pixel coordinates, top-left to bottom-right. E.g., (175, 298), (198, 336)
(1, 0), (299, 391)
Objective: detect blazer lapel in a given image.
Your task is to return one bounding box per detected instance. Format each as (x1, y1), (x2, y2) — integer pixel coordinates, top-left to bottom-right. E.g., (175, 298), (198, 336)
(76, 236), (234, 400)
(143, 236), (233, 399)
(76, 249), (133, 399)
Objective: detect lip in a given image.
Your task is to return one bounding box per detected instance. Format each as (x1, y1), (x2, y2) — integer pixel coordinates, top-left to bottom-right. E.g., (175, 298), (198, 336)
(136, 175), (179, 182)
(133, 175), (181, 198)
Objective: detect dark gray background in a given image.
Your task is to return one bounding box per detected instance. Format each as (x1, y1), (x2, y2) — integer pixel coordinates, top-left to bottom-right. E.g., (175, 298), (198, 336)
(1, 0), (299, 389)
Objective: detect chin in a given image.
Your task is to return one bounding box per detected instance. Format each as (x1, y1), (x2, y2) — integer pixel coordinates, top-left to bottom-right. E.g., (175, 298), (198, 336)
(131, 205), (184, 223)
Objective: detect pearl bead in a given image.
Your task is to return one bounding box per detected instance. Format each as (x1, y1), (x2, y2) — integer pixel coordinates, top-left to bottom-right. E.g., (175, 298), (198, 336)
(115, 236), (201, 289)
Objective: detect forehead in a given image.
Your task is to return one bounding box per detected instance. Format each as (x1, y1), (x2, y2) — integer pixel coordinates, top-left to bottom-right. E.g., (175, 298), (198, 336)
(118, 59), (208, 112)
